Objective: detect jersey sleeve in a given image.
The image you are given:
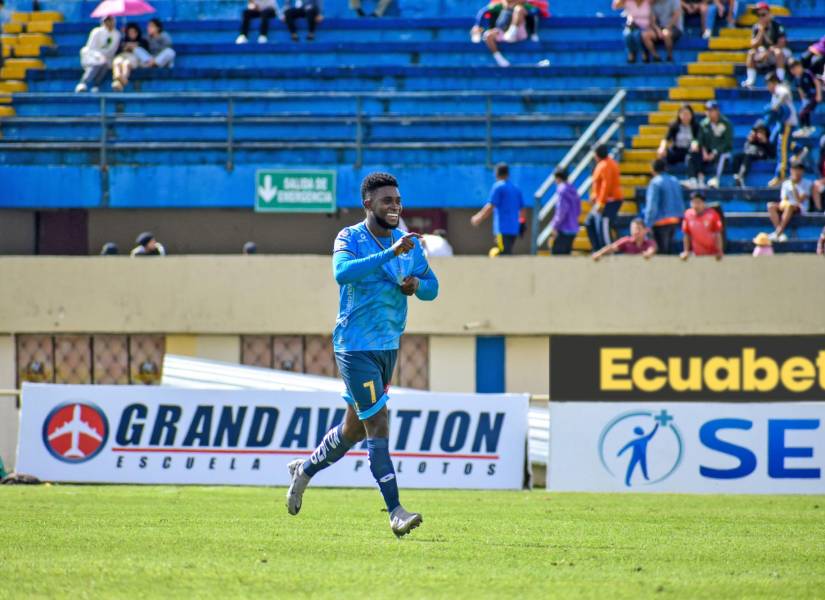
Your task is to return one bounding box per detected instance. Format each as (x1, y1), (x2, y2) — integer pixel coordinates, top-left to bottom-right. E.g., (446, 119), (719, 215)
(711, 212), (723, 233)
(489, 184), (501, 207)
(333, 227), (357, 255)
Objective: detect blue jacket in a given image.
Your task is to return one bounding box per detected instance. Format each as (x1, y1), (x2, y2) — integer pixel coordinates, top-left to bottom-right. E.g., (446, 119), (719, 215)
(643, 173), (684, 227)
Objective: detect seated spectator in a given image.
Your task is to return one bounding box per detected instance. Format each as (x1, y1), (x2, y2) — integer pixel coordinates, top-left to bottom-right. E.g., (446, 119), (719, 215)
(243, 241), (258, 254)
(143, 18), (176, 68)
(680, 0), (707, 38)
(613, 0), (659, 63)
(751, 232), (774, 256)
(483, 0), (530, 67)
(283, 0), (323, 42)
(131, 232), (166, 257)
(592, 218), (657, 260)
(546, 167), (582, 255)
(767, 162), (819, 242)
(237, 0), (277, 44)
(421, 230), (455, 257)
(644, 158), (685, 254)
(657, 103), (700, 176)
(801, 35), (825, 78)
(692, 100), (733, 188)
(471, 162), (526, 255)
(764, 72), (799, 187)
(705, 0), (740, 39)
(647, 0), (682, 63)
(789, 58), (820, 138)
(473, 1), (541, 45)
(75, 16), (121, 93)
(100, 242), (119, 256)
(350, 0), (391, 17)
(585, 144), (623, 251)
(111, 22), (149, 92)
(741, 2), (787, 89)
(732, 120), (774, 186)
(681, 191), (723, 259)
(814, 137), (825, 212)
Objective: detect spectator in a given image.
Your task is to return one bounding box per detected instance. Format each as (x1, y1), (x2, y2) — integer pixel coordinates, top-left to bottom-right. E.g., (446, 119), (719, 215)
(767, 162), (819, 242)
(75, 16), (121, 93)
(705, 0), (740, 39)
(471, 162), (526, 255)
(817, 225), (825, 256)
(351, 0), (391, 17)
(692, 100), (733, 188)
(237, 0), (277, 44)
(0, 0), (8, 68)
(647, 0), (682, 63)
(732, 121), (773, 187)
(613, 0), (659, 63)
(131, 232), (166, 257)
(680, 0), (707, 39)
(657, 103), (700, 176)
(643, 158), (685, 254)
(546, 167), (582, 255)
(788, 58), (820, 138)
(111, 22), (149, 91)
(243, 241), (258, 254)
(751, 232), (774, 256)
(483, 0), (529, 67)
(100, 242), (119, 255)
(680, 191), (723, 259)
(764, 72), (798, 187)
(741, 2), (786, 89)
(592, 217), (657, 260)
(585, 144), (623, 251)
(813, 137), (825, 212)
(143, 18), (176, 68)
(283, 0), (323, 42)
(801, 35), (825, 78)
(421, 230), (455, 257)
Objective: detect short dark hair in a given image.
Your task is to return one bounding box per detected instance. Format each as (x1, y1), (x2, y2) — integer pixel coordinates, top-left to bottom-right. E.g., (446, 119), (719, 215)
(765, 72), (780, 84)
(360, 172), (398, 201)
(495, 162), (509, 178)
(100, 242), (119, 256)
(554, 167), (568, 182)
(630, 217), (645, 228)
(652, 159), (666, 174)
(690, 191), (706, 201)
(788, 57), (801, 69)
(594, 144), (609, 160)
(149, 18), (163, 31)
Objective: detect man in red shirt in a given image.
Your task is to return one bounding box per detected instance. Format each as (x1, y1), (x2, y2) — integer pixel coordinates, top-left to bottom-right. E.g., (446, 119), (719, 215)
(592, 218), (657, 260)
(680, 191), (723, 260)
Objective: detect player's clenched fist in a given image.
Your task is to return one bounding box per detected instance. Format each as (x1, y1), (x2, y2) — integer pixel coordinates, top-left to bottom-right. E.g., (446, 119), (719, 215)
(399, 276), (419, 296)
(391, 232), (421, 256)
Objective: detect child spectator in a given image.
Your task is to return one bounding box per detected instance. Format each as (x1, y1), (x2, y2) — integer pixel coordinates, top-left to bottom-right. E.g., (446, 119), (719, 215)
(131, 232), (167, 257)
(592, 218), (657, 260)
(680, 191), (723, 259)
(742, 2), (787, 89)
(237, 0), (277, 44)
(692, 100), (733, 188)
(75, 16), (121, 93)
(350, 0), (392, 17)
(585, 144), (623, 251)
(788, 58), (821, 139)
(657, 103), (700, 177)
(283, 0), (323, 42)
(613, 0), (659, 63)
(644, 159), (685, 254)
(471, 162), (526, 255)
(767, 162), (819, 242)
(802, 35), (825, 77)
(732, 120), (774, 186)
(111, 22), (149, 91)
(648, 0), (682, 63)
(705, 0), (740, 39)
(144, 18), (176, 68)
(483, 0), (530, 67)
(751, 232), (774, 256)
(546, 167), (582, 255)
(764, 72), (799, 187)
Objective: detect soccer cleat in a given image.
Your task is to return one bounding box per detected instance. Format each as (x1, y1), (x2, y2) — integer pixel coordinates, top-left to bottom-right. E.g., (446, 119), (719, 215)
(389, 506), (423, 538)
(285, 459), (311, 516)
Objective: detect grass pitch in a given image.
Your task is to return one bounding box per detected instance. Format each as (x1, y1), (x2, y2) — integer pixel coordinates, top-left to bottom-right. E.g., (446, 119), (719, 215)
(1, 486), (823, 599)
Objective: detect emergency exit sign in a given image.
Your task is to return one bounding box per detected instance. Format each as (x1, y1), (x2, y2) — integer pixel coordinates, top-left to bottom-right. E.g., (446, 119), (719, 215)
(254, 169), (337, 213)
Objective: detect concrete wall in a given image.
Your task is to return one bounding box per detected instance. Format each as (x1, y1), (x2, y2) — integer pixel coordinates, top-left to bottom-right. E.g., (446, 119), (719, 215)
(0, 336), (19, 471)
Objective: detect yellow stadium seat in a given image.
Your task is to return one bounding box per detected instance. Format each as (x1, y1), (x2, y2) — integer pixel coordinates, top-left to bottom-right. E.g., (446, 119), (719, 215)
(688, 62), (735, 76)
(669, 87), (715, 100)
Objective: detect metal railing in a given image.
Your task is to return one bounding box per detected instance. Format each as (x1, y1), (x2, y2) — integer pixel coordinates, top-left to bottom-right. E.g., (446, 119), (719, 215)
(530, 89), (626, 254)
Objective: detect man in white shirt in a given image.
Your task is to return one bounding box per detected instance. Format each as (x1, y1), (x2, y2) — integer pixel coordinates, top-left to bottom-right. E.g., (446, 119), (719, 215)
(75, 17), (121, 93)
(767, 162), (817, 242)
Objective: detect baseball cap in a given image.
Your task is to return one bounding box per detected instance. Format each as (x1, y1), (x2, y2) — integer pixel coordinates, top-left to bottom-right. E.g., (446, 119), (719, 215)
(754, 2), (770, 13)
(705, 100), (719, 111)
(136, 231), (155, 246)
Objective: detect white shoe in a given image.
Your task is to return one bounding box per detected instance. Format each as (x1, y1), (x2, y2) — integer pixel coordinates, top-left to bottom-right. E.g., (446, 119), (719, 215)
(530, 33), (540, 42)
(74, 83), (87, 93)
(236, 34), (248, 44)
(741, 79), (754, 89)
(503, 25), (519, 43)
(90, 86), (99, 93)
(702, 29), (712, 39)
(778, 232), (788, 243)
(536, 59), (550, 67)
(285, 459), (311, 516)
(682, 177), (698, 189)
(257, 34), (267, 43)
(471, 31), (482, 44)
(493, 52), (510, 67)
(708, 177), (719, 189)
(768, 231), (779, 241)
(389, 505), (423, 538)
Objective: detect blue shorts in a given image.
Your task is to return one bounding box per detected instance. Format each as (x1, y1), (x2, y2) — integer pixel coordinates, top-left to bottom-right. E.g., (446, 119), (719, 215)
(335, 350), (397, 420)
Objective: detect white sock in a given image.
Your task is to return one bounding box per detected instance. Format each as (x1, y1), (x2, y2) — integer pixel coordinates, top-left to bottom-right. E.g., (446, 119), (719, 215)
(493, 51), (510, 67)
(746, 68), (756, 84)
(776, 67), (786, 81)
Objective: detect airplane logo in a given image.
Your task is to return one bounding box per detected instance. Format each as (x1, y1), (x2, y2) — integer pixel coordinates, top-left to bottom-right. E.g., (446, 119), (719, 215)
(42, 402), (109, 464)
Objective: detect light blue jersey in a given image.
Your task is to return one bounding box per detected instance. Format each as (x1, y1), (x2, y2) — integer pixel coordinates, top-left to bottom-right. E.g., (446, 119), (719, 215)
(332, 220), (438, 353)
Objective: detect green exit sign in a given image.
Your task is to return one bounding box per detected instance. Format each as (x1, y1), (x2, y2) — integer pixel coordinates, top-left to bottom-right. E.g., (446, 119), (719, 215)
(254, 169), (337, 213)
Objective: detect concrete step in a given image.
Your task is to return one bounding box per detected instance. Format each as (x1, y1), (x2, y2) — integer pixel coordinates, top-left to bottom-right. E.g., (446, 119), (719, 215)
(709, 37), (752, 51)
(687, 62), (735, 75)
(669, 87), (715, 100)
(0, 80), (28, 93)
(677, 75), (738, 88)
(623, 149), (657, 161)
(698, 51), (747, 63)
(659, 100), (706, 113)
(621, 159), (655, 171)
(638, 124), (667, 137)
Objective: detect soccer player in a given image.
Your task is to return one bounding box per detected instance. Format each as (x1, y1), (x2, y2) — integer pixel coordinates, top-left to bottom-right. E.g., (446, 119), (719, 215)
(285, 172), (439, 537)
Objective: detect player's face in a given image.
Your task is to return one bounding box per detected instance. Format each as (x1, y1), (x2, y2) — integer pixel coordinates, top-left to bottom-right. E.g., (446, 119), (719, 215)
(368, 186), (402, 230)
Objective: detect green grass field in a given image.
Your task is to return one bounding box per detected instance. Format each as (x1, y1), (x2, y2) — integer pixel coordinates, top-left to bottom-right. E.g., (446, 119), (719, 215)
(1, 486), (824, 599)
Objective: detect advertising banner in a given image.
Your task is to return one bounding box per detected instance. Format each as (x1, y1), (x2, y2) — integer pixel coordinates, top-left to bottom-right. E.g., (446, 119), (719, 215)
(16, 384), (528, 489)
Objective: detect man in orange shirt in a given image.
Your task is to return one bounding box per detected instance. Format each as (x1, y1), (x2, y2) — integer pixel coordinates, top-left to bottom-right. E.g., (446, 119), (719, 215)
(585, 144), (624, 251)
(680, 191), (723, 260)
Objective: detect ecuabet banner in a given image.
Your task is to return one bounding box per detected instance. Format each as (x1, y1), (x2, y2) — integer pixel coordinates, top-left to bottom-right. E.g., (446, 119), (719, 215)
(16, 383), (528, 489)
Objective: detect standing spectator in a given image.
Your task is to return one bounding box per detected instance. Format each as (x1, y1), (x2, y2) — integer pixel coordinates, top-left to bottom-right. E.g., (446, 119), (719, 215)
(546, 167), (582, 255)
(705, 0), (740, 39)
(237, 0), (277, 44)
(647, 0), (682, 63)
(801, 35), (825, 77)
(592, 218), (657, 260)
(111, 22), (148, 92)
(680, 0), (708, 39)
(585, 144), (623, 251)
(351, 0), (391, 17)
(471, 162), (526, 255)
(680, 191), (723, 259)
(483, 0), (529, 67)
(657, 103), (700, 174)
(732, 120), (774, 186)
(643, 159), (685, 254)
(764, 72), (798, 187)
(143, 18), (176, 68)
(613, 0), (659, 63)
(751, 232), (774, 257)
(789, 58), (821, 138)
(100, 242), (119, 256)
(741, 2), (786, 89)
(75, 16), (121, 93)
(243, 241), (258, 254)
(693, 100), (733, 188)
(131, 232), (167, 257)
(283, 0), (323, 42)
(767, 162), (818, 242)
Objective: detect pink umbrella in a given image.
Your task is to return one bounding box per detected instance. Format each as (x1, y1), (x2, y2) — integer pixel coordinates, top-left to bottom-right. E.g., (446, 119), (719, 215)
(90, 0), (156, 18)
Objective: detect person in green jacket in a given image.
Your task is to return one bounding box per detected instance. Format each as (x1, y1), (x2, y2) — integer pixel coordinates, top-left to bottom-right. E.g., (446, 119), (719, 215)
(689, 100), (734, 189)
